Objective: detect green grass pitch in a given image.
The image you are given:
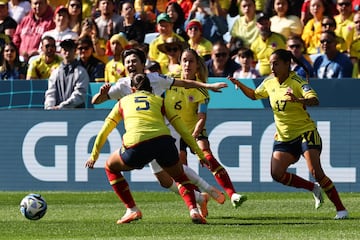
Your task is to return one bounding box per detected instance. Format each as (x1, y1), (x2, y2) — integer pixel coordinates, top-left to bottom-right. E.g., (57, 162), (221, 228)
(1, 191), (359, 240)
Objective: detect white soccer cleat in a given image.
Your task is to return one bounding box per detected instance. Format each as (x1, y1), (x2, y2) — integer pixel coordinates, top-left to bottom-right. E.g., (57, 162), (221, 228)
(197, 192), (209, 218)
(334, 210), (349, 220)
(208, 187), (226, 204)
(312, 182), (324, 209)
(190, 208), (207, 224)
(117, 207), (142, 224)
(231, 193), (247, 208)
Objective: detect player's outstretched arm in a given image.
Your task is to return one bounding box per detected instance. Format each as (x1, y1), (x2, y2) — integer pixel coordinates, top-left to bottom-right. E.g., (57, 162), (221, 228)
(174, 79), (228, 92)
(91, 83), (111, 104)
(227, 76), (257, 100)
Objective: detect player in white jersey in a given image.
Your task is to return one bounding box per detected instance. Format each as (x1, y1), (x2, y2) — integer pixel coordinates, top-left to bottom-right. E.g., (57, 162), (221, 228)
(92, 48), (227, 217)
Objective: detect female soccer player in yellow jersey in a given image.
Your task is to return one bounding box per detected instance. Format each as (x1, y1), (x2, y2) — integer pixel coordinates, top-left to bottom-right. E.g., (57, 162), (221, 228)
(165, 48), (247, 208)
(85, 73), (207, 224)
(228, 49), (348, 220)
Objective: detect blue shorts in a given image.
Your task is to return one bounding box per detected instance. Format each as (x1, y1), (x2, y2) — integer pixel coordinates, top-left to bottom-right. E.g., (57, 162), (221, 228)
(273, 129), (322, 159)
(119, 135), (179, 169)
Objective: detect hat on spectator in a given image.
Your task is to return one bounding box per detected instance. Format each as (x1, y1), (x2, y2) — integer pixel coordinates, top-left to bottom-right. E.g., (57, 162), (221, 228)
(256, 13), (270, 23)
(186, 19), (203, 32)
(110, 33), (128, 49)
(156, 13), (171, 24)
(157, 37), (188, 54)
(55, 5), (68, 15)
(60, 39), (77, 50)
(0, 0), (8, 5)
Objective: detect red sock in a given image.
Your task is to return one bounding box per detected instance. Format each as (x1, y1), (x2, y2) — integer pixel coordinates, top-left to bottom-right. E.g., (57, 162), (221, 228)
(278, 172), (314, 191)
(105, 167), (135, 208)
(204, 152), (236, 197)
(319, 176), (346, 211)
(174, 173), (197, 210)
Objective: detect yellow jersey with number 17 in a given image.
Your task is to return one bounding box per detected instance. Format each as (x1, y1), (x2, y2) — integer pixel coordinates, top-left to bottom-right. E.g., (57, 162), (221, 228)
(254, 72), (318, 142)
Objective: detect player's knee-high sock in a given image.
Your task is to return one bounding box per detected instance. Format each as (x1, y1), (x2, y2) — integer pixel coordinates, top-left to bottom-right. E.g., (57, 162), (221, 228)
(319, 176), (346, 211)
(204, 150), (236, 198)
(174, 173), (197, 210)
(105, 167), (135, 208)
(167, 178), (203, 203)
(183, 165), (212, 192)
(278, 172), (314, 191)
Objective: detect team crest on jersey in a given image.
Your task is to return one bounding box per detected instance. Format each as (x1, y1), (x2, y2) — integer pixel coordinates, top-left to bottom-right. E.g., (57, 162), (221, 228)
(302, 84), (312, 92)
(188, 95), (194, 102)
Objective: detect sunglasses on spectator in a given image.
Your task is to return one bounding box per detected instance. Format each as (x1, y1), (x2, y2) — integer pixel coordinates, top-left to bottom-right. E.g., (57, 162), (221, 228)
(45, 44), (56, 49)
(320, 39), (333, 44)
(288, 44), (301, 49)
(322, 22), (335, 27)
(337, 2), (351, 7)
(70, 3), (81, 8)
(215, 52), (227, 58)
(78, 46), (91, 51)
(188, 26), (199, 31)
(166, 47), (179, 52)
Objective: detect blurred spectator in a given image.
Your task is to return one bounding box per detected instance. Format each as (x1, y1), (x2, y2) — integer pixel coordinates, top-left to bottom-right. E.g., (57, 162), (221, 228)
(0, 0), (17, 37)
(0, 41), (27, 79)
(286, 34), (314, 79)
(118, 1), (145, 43)
(350, 11), (360, 77)
(185, 0), (228, 43)
(186, 19), (212, 61)
(134, 0), (157, 33)
(157, 36), (187, 76)
(301, 0), (330, 57)
(12, 0), (55, 63)
(41, 6), (78, 54)
(230, 0), (258, 48)
(168, 0), (193, 19)
(44, 39), (89, 109)
(104, 34), (128, 83)
(26, 36), (62, 80)
(228, 37), (244, 63)
(321, 15), (347, 53)
(334, 0), (355, 52)
(8, 0), (31, 24)
(313, 30), (352, 78)
(264, 0), (304, 18)
(95, 0), (122, 41)
(269, 0), (303, 39)
(148, 13), (185, 73)
(66, 0), (83, 35)
(77, 35), (105, 82)
(206, 40), (240, 77)
(144, 60), (161, 73)
(166, 1), (188, 41)
(232, 47), (261, 79)
(301, 0), (337, 26)
(250, 13), (286, 76)
(79, 17), (108, 64)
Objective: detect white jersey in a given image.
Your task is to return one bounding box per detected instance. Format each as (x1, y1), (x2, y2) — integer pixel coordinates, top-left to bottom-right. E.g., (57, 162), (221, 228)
(108, 72), (175, 99)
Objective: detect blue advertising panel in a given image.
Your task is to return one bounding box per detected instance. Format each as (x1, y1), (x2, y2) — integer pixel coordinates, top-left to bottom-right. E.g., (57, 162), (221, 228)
(1, 109), (358, 192)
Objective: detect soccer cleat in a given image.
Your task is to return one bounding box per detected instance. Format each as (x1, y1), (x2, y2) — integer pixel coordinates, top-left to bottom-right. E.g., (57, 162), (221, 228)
(116, 208), (142, 224)
(208, 187), (226, 204)
(190, 208), (207, 224)
(334, 210), (349, 220)
(312, 182), (324, 209)
(231, 193), (247, 208)
(197, 192), (209, 218)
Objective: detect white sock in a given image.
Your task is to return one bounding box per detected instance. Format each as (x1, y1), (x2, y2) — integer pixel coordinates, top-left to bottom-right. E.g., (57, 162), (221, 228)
(168, 180), (179, 194)
(183, 165), (212, 192)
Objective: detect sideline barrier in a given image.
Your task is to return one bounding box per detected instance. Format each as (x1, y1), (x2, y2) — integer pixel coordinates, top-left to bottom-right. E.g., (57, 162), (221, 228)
(1, 78), (359, 109)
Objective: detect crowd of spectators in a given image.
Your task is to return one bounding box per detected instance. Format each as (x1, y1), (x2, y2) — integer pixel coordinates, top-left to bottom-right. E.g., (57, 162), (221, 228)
(0, 0), (359, 107)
